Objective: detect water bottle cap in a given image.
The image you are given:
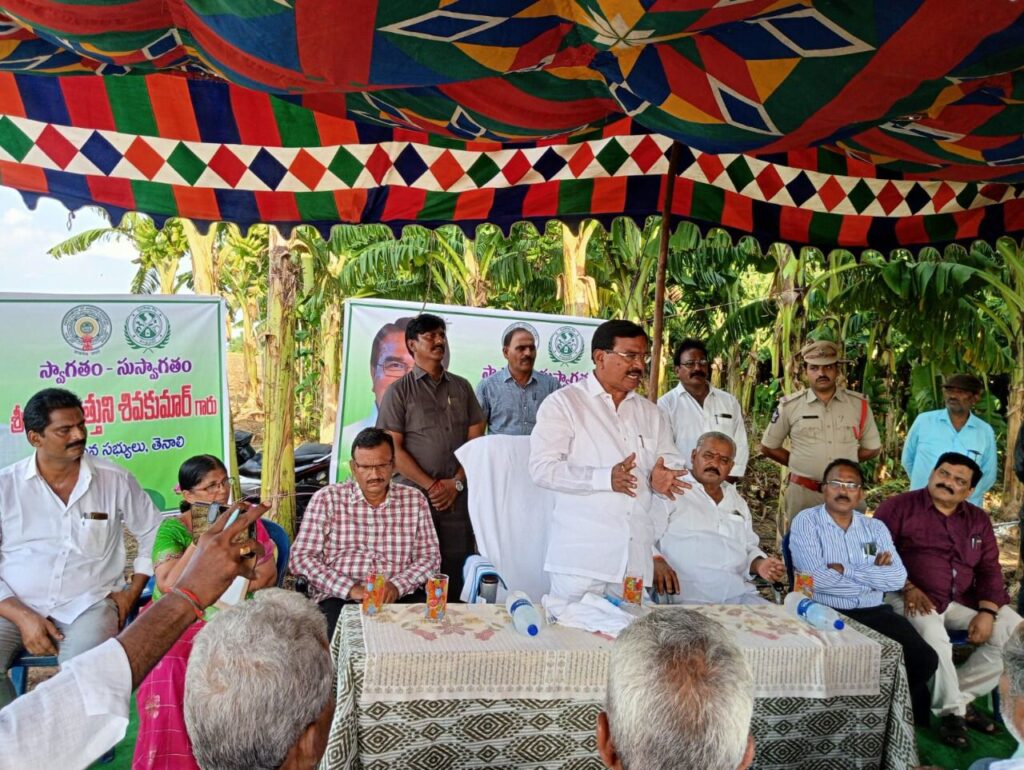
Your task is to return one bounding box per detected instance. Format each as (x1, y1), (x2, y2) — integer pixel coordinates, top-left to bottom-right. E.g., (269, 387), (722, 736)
(527, 624), (539, 636)
(833, 619), (845, 630)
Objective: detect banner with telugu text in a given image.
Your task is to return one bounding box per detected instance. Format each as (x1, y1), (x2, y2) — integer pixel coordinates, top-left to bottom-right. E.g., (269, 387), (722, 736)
(331, 298), (603, 481)
(0, 294), (230, 510)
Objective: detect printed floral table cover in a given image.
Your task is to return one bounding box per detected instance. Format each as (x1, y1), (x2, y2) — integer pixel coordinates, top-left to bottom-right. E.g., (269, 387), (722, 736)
(323, 604), (918, 769)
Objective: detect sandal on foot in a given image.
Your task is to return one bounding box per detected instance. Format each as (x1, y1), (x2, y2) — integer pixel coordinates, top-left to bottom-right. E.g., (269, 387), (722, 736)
(939, 714), (970, 748)
(965, 705), (999, 734)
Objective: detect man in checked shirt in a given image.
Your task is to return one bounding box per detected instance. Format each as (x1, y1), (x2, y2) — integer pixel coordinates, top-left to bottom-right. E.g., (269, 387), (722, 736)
(289, 428), (440, 639)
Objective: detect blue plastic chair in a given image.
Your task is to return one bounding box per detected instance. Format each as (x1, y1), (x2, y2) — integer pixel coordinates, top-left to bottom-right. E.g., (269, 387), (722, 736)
(781, 531), (795, 592)
(261, 518), (290, 587)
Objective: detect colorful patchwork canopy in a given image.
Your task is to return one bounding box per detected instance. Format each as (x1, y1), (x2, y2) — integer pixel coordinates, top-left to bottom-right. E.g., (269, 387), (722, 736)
(0, 1), (1022, 245)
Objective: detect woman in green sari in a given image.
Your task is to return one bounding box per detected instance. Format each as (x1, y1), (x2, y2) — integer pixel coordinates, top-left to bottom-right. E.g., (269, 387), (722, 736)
(151, 455), (276, 613)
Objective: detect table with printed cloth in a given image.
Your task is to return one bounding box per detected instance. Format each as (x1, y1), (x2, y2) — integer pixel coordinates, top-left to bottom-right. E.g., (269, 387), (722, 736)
(322, 603), (918, 770)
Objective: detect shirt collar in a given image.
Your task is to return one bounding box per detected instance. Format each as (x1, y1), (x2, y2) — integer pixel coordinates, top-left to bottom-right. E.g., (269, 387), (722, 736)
(586, 370), (638, 403)
(346, 478), (392, 508)
(413, 364), (448, 382)
(676, 383), (715, 403)
(500, 366), (536, 385)
(805, 387), (844, 404)
(23, 450), (93, 483)
(814, 503), (866, 531)
(939, 409), (979, 428)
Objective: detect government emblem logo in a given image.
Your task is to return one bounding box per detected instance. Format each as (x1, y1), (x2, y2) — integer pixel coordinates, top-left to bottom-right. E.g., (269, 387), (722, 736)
(547, 325), (585, 364)
(61, 305), (112, 353)
(125, 305), (171, 350)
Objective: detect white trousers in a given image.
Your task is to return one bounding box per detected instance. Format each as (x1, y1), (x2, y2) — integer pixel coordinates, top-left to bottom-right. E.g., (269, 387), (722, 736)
(887, 594), (1024, 716)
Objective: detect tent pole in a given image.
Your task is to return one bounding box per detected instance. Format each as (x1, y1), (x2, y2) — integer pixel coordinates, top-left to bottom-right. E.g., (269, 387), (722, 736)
(648, 141), (681, 401)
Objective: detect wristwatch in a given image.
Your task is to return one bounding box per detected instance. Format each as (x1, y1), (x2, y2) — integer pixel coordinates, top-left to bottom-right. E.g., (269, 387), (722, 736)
(454, 479), (465, 492)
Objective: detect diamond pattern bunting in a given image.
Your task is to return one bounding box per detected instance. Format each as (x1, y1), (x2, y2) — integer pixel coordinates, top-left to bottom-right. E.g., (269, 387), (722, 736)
(0, 107), (1020, 246)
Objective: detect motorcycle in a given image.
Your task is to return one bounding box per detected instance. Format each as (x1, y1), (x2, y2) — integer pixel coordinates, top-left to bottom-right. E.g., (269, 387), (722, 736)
(235, 430), (332, 531)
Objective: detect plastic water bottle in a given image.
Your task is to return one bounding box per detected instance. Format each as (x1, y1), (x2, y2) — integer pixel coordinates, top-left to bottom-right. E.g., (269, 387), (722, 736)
(784, 592), (845, 632)
(506, 590), (542, 636)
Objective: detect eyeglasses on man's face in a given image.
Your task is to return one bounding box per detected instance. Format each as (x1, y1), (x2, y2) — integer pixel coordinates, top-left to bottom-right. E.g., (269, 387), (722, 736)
(679, 359), (710, 369)
(352, 460), (394, 473)
(824, 479), (862, 490)
(605, 349), (651, 366)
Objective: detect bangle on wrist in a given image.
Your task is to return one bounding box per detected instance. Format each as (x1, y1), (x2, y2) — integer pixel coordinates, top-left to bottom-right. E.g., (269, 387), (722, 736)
(978, 607), (998, 618)
(426, 479), (440, 492)
(170, 587), (206, 621)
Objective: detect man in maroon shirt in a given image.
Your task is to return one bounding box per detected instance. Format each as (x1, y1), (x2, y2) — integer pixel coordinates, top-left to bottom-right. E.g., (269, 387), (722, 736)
(876, 452), (1023, 748)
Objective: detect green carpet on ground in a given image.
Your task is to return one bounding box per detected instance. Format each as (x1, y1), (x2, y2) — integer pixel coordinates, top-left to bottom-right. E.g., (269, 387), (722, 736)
(87, 693), (138, 770)
(916, 700), (1017, 770)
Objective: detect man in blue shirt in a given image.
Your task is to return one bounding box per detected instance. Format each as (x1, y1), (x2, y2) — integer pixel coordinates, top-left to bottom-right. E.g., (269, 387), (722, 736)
(790, 458), (938, 726)
(476, 326), (560, 435)
(902, 373), (997, 507)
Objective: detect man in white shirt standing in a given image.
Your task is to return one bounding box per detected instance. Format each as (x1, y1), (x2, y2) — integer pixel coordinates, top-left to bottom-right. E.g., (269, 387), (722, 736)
(530, 320), (689, 602)
(0, 388), (161, 708)
(654, 431), (784, 604)
(658, 339), (748, 480)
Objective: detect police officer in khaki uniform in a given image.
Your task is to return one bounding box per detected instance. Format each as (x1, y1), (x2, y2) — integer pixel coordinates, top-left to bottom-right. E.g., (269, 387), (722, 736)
(760, 340), (881, 521)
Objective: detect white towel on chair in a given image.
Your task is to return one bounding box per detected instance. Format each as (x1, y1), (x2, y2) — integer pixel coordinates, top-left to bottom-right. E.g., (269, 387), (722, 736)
(456, 435), (556, 603)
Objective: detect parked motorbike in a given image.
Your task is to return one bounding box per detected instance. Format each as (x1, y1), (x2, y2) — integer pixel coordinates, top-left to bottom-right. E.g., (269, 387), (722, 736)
(235, 430), (332, 532)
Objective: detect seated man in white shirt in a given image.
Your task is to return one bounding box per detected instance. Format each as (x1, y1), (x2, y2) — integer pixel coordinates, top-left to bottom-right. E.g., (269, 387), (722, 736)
(0, 388), (161, 708)
(789, 458), (938, 727)
(530, 320), (689, 602)
(0, 503), (269, 770)
(654, 431), (784, 604)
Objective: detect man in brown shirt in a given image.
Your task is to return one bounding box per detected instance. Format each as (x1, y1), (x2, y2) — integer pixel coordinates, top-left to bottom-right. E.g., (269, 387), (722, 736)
(377, 313), (485, 600)
(760, 340), (881, 522)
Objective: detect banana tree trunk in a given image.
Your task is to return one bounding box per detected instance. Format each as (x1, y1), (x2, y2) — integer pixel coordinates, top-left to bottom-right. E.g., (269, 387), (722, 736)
(158, 263), (178, 294)
(558, 221), (598, 317)
(182, 219), (219, 295)
(239, 298), (263, 416)
(1006, 345), (1023, 513)
(319, 302), (342, 444)
(261, 227), (297, 536)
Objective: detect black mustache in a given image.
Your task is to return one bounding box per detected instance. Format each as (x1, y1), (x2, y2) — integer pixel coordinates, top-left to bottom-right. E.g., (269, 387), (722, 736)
(937, 484), (954, 494)
(68, 441), (86, 449)
(628, 369), (643, 377)
(835, 495), (850, 502)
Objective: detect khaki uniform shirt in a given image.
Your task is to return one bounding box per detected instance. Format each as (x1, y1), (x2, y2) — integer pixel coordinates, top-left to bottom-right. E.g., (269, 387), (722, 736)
(761, 388), (881, 481)
(377, 365), (484, 487)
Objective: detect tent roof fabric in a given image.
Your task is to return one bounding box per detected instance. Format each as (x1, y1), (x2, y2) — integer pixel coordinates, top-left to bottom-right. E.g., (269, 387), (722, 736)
(0, 1), (1022, 244)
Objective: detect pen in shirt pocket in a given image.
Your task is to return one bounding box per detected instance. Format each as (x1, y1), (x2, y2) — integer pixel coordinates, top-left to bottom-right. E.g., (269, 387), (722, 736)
(971, 535), (982, 548)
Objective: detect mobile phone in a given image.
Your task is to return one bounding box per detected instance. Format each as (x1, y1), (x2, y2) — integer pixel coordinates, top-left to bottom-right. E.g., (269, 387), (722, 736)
(189, 501), (219, 540)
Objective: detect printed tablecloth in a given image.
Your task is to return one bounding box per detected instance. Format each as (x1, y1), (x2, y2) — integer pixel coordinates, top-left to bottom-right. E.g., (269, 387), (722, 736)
(323, 604), (918, 770)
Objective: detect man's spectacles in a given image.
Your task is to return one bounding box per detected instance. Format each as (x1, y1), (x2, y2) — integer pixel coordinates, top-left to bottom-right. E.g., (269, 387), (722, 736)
(376, 359), (411, 376)
(679, 359), (710, 369)
(352, 460), (394, 473)
(824, 479), (862, 490)
(195, 477), (234, 494)
(605, 350), (651, 366)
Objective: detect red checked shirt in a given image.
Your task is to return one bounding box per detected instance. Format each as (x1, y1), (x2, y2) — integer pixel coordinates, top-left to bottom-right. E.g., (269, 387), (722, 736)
(289, 480), (440, 603)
